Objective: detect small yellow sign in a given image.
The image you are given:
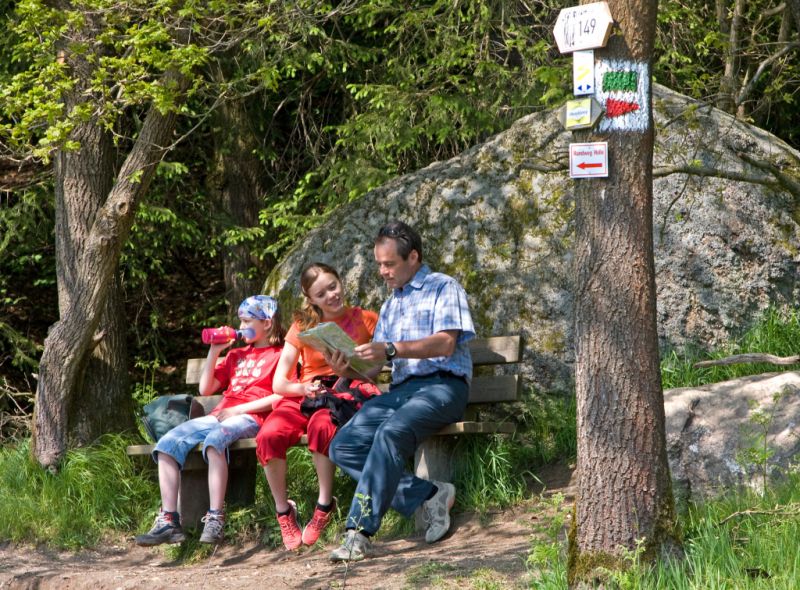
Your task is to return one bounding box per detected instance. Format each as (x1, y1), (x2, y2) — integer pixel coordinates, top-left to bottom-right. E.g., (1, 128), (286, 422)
(565, 98), (592, 128)
(556, 97), (603, 131)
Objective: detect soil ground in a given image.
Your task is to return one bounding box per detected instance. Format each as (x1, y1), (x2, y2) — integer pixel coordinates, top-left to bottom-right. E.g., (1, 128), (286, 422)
(0, 463), (575, 590)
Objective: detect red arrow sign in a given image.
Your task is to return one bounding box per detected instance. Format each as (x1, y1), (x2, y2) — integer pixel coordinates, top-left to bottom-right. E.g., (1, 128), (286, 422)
(570, 142), (609, 178)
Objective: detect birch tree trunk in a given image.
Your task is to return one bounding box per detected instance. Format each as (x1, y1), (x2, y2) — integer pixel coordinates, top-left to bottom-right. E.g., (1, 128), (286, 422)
(569, 0), (681, 584)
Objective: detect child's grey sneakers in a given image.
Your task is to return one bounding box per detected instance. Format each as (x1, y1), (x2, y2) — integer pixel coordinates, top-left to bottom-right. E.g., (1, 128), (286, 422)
(329, 530), (372, 562)
(135, 510), (186, 546)
(422, 481), (456, 543)
(199, 510), (225, 544)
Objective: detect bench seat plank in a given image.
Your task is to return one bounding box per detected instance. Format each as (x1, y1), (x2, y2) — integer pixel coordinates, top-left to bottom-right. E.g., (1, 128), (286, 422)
(126, 420), (514, 458)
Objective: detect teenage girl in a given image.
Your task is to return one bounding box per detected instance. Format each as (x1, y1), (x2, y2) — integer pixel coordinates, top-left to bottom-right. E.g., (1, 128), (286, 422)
(255, 263), (377, 550)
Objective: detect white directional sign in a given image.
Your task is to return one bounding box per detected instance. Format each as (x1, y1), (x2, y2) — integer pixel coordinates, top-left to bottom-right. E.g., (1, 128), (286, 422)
(572, 50), (595, 95)
(554, 2), (614, 54)
(569, 142), (609, 178)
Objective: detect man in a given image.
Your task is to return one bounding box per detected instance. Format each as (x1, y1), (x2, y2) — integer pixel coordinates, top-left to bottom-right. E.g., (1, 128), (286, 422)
(327, 220), (475, 562)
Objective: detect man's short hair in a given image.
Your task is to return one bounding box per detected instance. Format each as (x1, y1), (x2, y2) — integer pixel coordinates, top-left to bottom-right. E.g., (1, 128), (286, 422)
(375, 220), (423, 262)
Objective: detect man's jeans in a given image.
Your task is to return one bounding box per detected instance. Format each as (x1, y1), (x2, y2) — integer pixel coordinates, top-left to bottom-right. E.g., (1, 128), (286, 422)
(329, 372), (468, 535)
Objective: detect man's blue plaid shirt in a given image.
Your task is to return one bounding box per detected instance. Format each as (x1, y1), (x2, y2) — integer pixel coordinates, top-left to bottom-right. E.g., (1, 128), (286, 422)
(373, 264), (475, 385)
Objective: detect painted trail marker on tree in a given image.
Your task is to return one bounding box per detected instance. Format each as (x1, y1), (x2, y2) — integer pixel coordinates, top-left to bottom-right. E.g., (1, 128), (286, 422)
(569, 142), (608, 178)
(593, 60), (650, 133)
(553, 2), (614, 54)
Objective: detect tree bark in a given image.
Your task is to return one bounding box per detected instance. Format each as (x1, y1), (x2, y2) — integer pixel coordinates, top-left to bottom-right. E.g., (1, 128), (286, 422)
(52, 69), (133, 447)
(569, 0), (681, 584)
(718, 0), (745, 113)
(212, 94), (270, 315)
(33, 69), (188, 470)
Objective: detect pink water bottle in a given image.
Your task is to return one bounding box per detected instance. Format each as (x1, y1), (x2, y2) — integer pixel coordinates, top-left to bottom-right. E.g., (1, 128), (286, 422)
(201, 326), (255, 344)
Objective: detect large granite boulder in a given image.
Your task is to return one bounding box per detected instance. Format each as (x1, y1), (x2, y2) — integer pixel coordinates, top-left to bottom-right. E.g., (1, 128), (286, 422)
(665, 371), (800, 501)
(264, 84), (800, 393)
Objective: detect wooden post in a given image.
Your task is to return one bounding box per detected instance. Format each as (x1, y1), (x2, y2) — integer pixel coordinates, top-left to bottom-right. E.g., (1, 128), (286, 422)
(413, 437), (456, 531)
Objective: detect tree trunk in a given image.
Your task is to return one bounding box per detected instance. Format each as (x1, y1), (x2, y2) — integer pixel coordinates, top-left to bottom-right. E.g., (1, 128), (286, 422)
(717, 0), (745, 113)
(33, 69), (188, 470)
(788, 0), (800, 31)
(207, 58), (271, 317)
(569, 0), (681, 585)
(53, 88), (132, 448)
(213, 95), (269, 315)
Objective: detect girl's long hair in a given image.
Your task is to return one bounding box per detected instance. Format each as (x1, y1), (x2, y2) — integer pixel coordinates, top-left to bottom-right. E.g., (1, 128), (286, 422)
(264, 308), (286, 346)
(293, 262), (343, 331)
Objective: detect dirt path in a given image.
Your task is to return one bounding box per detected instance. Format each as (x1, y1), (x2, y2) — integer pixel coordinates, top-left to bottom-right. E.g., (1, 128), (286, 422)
(0, 465), (575, 590)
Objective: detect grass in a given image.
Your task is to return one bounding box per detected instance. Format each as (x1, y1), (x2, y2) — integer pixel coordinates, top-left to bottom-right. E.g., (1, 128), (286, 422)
(527, 473), (800, 588)
(0, 434), (154, 549)
(0, 424), (539, 554)
(661, 306), (800, 390)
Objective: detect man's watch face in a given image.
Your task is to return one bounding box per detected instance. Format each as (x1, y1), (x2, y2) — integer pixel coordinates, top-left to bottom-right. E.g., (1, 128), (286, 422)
(385, 342), (397, 359)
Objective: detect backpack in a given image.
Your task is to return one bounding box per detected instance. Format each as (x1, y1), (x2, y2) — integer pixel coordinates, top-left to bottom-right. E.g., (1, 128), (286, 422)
(300, 377), (381, 428)
(141, 394), (205, 442)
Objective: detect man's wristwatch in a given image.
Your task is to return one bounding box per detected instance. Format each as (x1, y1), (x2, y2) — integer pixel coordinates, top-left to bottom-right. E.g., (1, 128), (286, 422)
(385, 341), (397, 361)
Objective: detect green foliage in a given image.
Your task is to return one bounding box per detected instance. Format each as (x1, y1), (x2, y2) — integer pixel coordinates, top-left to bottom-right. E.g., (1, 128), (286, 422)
(254, 0), (564, 257)
(655, 0), (800, 148)
(514, 391), (577, 466)
(452, 435), (527, 512)
(661, 306), (800, 390)
(0, 185), (54, 378)
(736, 386), (793, 494)
(0, 435), (156, 549)
(526, 493), (571, 588)
(529, 475), (800, 588)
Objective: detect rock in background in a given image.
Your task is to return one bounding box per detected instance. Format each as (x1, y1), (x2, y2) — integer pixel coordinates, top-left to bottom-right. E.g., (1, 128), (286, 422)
(264, 85), (800, 394)
(664, 371), (800, 500)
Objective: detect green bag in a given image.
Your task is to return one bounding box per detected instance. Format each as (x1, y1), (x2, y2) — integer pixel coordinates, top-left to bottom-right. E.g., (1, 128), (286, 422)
(141, 394), (205, 443)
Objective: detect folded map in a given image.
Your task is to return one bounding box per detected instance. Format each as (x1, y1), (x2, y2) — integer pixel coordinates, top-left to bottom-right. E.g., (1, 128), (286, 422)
(297, 322), (384, 379)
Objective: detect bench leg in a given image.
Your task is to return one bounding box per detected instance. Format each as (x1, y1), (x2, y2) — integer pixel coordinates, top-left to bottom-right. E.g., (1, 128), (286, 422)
(178, 469), (209, 531)
(177, 450), (257, 531)
(413, 437), (455, 532)
(226, 450), (257, 508)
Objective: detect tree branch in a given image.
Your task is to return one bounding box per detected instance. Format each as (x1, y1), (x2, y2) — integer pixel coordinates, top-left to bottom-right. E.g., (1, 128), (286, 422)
(694, 353), (800, 368)
(736, 42), (800, 107)
(653, 164), (779, 187)
(719, 504), (800, 525)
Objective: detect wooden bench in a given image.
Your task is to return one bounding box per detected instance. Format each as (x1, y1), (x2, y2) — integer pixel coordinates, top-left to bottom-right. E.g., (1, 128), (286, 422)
(126, 335), (522, 529)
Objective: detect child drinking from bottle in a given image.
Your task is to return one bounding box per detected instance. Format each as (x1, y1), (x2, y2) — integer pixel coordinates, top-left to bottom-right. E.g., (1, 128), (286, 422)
(135, 295), (284, 546)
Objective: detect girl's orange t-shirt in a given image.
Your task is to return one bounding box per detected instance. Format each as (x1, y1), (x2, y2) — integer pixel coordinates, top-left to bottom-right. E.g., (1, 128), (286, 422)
(285, 306), (378, 383)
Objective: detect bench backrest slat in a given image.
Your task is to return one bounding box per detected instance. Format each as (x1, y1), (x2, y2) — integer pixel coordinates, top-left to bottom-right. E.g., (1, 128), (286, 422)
(193, 371), (519, 413)
(468, 335), (523, 365)
(185, 335), (522, 385)
(468, 374), (521, 403)
(186, 358), (210, 385)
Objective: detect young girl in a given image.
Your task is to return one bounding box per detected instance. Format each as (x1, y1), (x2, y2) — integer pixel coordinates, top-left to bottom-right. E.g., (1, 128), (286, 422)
(255, 263), (378, 550)
(136, 295), (284, 546)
